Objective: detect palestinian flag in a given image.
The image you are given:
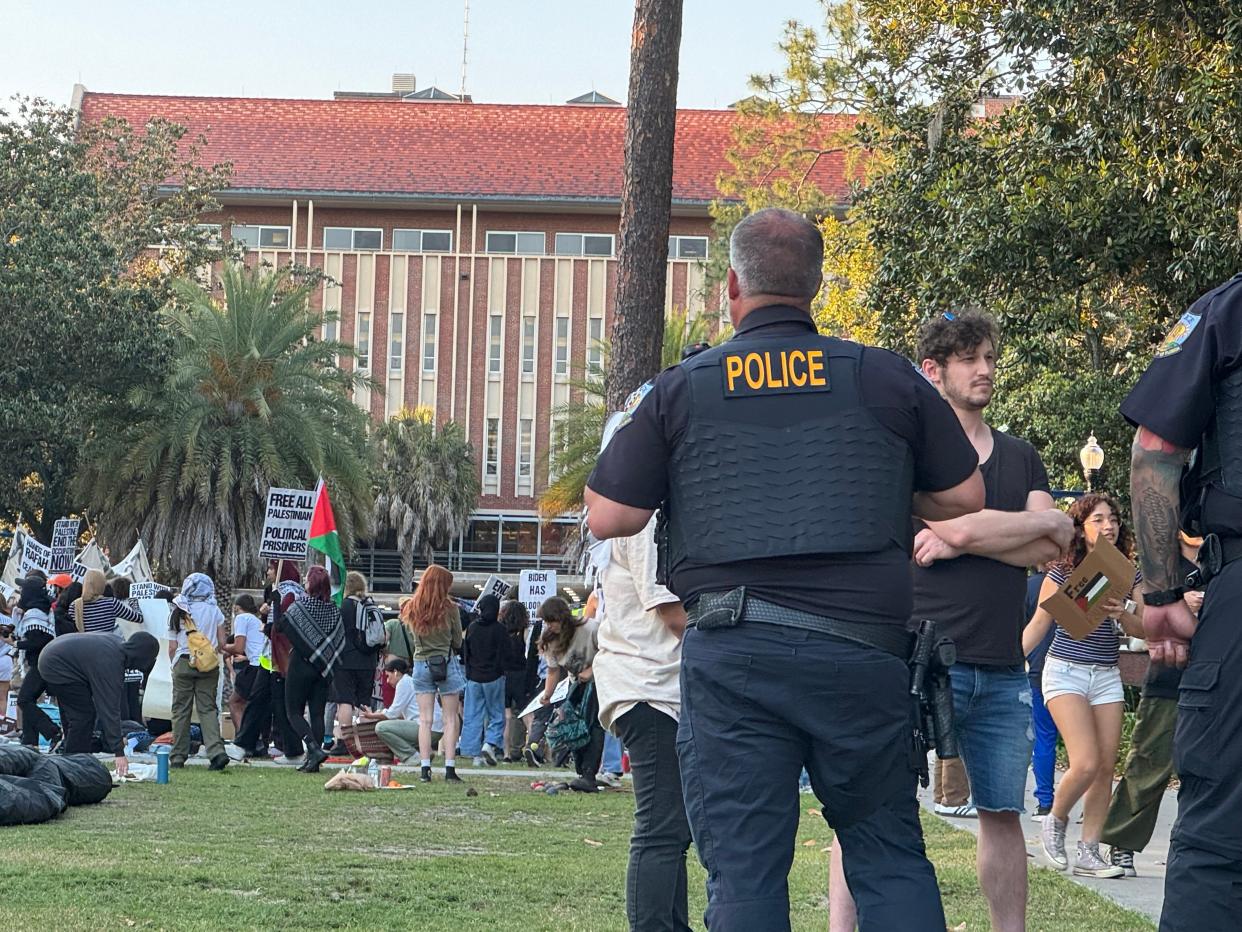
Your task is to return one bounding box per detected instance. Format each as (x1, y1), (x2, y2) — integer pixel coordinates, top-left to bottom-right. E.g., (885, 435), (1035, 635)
(308, 477), (346, 606)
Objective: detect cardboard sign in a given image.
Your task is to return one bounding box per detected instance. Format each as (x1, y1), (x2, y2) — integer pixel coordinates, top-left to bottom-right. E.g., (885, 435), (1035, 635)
(49, 518), (80, 573)
(258, 487), (316, 560)
(519, 569), (557, 617)
(130, 581), (170, 600)
(480, 575), (512, 601)
(19, 538), (51, 577)
(1040, 536), (1137, 640)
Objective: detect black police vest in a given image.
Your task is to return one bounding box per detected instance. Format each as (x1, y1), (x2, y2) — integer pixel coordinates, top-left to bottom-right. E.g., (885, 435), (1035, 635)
(664, 332), (915, 573)
(1197, 365), (1242, 532)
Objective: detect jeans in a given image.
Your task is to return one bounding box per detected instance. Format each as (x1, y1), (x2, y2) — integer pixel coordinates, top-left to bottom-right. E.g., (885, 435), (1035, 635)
(171, 658), (224, 764)
(460, 678), (506, 757)
(949, 662), (1033, 813)
(613, 703), (692, 932)
(42, 678), (97, 753)
(1030, 680), (1059, 809)
(678, 623), (943, 932)
(285, 651), (330, 750)
(603, 729), (624, 774)
(17, 665), (59, 746)
(411, 656), (467, 695)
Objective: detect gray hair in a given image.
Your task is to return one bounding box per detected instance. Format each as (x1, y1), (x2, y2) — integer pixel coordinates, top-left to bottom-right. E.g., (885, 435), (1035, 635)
(728, 207), (823, 300)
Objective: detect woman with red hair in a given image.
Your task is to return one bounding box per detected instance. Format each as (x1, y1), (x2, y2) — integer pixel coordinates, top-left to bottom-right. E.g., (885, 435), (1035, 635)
(276, 565), (344, 773)
(401, 564), (465, 783)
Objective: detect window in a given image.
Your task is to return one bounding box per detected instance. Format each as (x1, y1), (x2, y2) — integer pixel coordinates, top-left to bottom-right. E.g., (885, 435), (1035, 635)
(393, 229), (453, 252)
(587, 318), (604, 369)
(422, 313), (438, 372)
(668, 235), (709, 260)
(230, 225), (290, 249)
(324, 227), (382, 251)
(488, 315), (503, 375)
(554, 317), (569, 375)
(356, 312), (371, 370)
(555, 233), (614, 257)
(521, 317), (536, 374)
(519, 419), (534, 479)
(485, 418), (500, 477)
(486, 231), (546, 255)
(323, 313), (339, 344)
(389, 312), (404, 372)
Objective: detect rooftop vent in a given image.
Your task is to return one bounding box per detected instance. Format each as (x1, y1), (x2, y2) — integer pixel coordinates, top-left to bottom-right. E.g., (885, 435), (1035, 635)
(392, 73), (417, 95)
(567, 90), (622, 106)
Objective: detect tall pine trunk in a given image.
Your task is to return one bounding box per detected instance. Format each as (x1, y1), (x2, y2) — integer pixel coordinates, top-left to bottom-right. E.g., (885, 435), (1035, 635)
(606, 0), (684, 413)
(400, 542), (414, 593)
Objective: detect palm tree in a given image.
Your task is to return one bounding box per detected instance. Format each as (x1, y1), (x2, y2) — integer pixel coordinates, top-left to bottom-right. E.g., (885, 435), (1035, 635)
(540, 308), (712, 518)
(76, 263), (374, 601)
(372, 407), (481, 590)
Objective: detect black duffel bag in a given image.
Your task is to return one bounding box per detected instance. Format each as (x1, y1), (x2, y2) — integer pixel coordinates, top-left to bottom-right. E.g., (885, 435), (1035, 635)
(0, 774), (67, 826)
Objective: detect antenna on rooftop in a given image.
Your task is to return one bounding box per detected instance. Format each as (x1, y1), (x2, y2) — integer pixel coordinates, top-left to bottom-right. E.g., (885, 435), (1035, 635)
(460, 0), (470, 100)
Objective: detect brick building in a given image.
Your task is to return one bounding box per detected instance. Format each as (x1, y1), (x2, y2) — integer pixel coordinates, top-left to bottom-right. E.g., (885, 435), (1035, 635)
(74, 80), (849, 591)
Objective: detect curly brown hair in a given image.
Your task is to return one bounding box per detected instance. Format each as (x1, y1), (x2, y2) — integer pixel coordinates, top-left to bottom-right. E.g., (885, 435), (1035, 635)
(536, 596), (579, 658)
(915, 310), (999, 367)
(1062, 493), (1134, 570)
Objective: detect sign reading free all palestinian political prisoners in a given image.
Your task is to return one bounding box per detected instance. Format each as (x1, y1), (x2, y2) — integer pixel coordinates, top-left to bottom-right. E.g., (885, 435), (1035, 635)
(259, 487), (316, 561)
(49, 518), (80, 573)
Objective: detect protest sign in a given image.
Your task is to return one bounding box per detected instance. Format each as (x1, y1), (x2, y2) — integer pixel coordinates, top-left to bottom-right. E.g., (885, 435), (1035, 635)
(519, 569), (556, 617)
(259, 487), (316, 561)
(130, 581), (169, 600)
(480, 575), (512, 601)
(19, 537), (51, 577)
(49, 518), (79, 573)
(518, 676), (571, 719)
(1039, 535), (1137, 640)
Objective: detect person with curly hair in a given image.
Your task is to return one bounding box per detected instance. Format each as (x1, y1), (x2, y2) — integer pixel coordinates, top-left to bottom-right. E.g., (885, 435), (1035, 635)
(401, 564), (465, 783)
(1024, 493), (1144, 878)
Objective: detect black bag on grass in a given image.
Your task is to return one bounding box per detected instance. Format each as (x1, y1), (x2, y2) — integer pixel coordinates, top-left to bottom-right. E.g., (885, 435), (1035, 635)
(30, 755), (113, 806)
(0, 744), (40, 777)
(0, 774), (67, 825)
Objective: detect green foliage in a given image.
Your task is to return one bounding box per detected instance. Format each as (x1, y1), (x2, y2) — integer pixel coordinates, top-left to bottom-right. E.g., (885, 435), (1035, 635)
(371, 407), (481, 589)
(76, 264), (373, 586)
(540, 310), (712, 518)
(0, 97), (232, 538)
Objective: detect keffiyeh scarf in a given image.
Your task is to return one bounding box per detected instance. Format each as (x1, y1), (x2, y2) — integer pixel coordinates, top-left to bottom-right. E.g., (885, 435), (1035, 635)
(284, 595), (344, 679)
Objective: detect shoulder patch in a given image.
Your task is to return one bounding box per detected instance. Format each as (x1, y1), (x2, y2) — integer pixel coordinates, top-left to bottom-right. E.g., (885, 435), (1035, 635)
(1154, 310), (1202, 358)
(614, 381), (654, 429)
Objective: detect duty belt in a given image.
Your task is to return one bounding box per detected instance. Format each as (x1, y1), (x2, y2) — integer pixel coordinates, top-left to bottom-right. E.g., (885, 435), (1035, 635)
(1193, 533), (1242, 587)
(686, 587), (913, 659)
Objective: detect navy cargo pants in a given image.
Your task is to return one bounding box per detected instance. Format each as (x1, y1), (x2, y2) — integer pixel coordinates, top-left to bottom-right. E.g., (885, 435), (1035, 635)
(678, 621), (945, 931)
(1160, 562), (1242, 931)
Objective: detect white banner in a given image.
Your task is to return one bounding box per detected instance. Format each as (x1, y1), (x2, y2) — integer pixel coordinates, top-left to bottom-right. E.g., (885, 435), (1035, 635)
(519, 569), (557, 618)
(259, 487), (316, 561)
(110, 540), (154, 583)
(49, 518), (79, 573)
(480, 575), (512, 601)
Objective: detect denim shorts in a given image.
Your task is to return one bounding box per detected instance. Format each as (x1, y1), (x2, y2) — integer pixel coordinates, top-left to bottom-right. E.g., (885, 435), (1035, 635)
(411, 655), (466, 696)
(949, 663), (1033, 813)
(1042, 657), (1124, 706)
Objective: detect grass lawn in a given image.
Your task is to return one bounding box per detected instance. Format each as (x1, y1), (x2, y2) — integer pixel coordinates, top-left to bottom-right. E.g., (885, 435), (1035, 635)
(2, 767), (1154, 931)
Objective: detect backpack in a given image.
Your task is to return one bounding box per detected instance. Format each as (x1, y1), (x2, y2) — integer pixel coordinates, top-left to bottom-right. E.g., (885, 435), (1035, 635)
(181, 616), (220, 672)
(546, 681), (595, 753)
(357, 597), (386, 650)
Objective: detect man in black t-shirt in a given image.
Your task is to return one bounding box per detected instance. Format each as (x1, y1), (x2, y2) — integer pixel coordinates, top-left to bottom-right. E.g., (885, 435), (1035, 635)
(586, 208), (984, 932)
(832, 312), (1071, 932)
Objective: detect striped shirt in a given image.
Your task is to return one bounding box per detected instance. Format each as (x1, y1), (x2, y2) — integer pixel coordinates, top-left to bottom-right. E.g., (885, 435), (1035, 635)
(79, 597), (142, 635)
(1047, 567), (1143, 666)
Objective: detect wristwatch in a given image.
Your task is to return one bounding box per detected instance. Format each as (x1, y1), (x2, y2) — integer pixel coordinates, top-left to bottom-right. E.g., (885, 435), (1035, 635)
(1142, 587), (1186, 607)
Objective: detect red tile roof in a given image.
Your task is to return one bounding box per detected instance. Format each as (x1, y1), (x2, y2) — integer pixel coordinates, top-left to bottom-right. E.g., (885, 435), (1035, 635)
(78, 91), (855, 207)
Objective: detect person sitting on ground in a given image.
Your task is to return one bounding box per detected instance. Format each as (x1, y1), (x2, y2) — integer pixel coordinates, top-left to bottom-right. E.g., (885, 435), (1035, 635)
(537, 596), (604, 793)
(277, 565), (344, 773)
(168, 573), (229, 772)
(401, 564), (465, 784)
(38, 631), (159, 777)
(460, 594), (509, 767)
(14, 575), (61, 750)
(328, 571), (383, 756)
(361, 658), (420, 763)
(74, 569), (141, 636)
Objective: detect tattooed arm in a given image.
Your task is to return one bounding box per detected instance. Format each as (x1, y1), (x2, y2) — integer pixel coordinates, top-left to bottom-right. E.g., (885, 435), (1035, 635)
(1131, 426), (1198, 665)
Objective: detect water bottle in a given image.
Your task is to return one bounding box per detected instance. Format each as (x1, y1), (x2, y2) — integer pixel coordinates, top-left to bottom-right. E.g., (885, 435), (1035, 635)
(156, 745), (170, 784)
(367, 757), (379, 787)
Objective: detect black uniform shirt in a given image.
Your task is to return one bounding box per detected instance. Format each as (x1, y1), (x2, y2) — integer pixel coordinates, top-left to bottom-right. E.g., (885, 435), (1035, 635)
(588, 305), (979, 626)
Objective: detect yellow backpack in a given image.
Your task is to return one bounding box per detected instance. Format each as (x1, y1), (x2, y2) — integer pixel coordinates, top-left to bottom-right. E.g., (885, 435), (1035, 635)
(181, 615), (219, 672)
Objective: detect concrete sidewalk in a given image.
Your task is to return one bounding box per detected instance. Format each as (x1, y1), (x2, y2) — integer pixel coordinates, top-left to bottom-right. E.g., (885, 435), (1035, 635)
(920, 763), (1175, 924)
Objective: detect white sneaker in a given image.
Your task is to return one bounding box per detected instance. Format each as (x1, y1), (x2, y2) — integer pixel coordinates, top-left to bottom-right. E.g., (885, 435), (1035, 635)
(597, 771), (622, 788)
(224, 743), (247, 762)
(934, 802), (978, 818)
(480, 743), (498, 766)
(472, 756), (486, 767)
(1041, 813), (1069, 870)
(1074, 841), (1125, 878)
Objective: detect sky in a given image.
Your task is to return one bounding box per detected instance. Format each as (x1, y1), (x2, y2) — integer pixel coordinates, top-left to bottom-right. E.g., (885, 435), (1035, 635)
(3, 0), (827, 109)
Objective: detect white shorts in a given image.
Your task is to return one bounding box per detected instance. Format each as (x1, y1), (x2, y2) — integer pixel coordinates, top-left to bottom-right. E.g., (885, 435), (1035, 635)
(1042, 657), (1124, 706)
(0, 655), (12, 682)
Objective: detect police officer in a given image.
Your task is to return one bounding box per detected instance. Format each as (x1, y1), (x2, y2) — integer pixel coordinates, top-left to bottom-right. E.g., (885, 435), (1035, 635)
(1121, 273), (1242, 930)
(585, 207), (984, 932)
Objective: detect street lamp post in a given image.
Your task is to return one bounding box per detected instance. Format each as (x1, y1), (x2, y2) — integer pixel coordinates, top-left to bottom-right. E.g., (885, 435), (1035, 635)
(1080, 433), (1105, 494)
